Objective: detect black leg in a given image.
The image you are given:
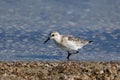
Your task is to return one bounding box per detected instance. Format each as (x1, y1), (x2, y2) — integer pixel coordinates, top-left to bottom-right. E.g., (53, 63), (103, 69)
(76, 51), (79, 54)
(73, 51), (79, 54)
(67, 51), (71, 60)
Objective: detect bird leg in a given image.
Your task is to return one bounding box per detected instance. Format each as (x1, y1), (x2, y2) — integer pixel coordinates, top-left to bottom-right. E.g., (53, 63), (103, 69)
(73, 51), (79, 54)
(75, 51), (79, 54)
(67, 51), (71, 60)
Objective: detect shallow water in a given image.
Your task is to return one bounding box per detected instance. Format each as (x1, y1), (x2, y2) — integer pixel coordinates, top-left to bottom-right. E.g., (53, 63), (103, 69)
(0, 0), (120, 61)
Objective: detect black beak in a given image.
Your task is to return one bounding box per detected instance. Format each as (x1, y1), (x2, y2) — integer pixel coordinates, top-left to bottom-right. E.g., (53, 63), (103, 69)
(44, 37), (50, 44)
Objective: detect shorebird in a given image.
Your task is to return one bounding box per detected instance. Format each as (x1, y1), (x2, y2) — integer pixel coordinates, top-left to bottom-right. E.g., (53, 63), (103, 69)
(44, 31), (93, 60)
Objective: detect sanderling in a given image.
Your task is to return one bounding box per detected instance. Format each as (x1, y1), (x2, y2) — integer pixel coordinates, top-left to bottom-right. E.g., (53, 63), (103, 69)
(44, 31), (93, 60)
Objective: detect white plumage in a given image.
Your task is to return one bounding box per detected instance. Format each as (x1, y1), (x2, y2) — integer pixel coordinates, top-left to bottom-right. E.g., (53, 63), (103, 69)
(44, 31), (93, 60)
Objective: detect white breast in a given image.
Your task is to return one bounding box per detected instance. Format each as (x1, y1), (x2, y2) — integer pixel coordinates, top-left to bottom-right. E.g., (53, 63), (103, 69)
(55, 41), (68, 50)
(64, 41), (83, 50)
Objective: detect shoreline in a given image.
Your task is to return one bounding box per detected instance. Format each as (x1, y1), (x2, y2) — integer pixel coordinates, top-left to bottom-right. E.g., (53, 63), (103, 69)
(0, 61), (120, 80)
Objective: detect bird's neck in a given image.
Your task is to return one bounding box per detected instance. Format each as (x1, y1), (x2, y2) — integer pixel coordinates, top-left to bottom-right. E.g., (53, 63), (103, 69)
(53, 36), (62, 44)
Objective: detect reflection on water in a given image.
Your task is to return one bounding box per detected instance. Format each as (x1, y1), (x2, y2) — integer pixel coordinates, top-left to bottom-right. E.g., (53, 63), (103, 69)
(0, 0), (120, 61)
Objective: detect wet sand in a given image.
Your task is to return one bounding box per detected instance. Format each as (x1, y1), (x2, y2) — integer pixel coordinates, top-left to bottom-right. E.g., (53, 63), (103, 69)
(0, 61), (120, 80)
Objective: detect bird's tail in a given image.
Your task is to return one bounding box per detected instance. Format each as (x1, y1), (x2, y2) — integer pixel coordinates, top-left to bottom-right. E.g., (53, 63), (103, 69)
(88, 41), (93, 43)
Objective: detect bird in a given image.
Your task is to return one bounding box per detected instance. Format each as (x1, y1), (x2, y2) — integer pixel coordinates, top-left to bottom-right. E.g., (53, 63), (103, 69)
(44, 31), (93, 60)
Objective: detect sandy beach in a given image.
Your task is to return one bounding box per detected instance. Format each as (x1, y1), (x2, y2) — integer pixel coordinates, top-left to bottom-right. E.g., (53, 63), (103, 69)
(0, 61), (119, 80)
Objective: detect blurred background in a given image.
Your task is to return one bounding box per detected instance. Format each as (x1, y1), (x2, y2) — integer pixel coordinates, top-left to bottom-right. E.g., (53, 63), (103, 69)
(0, 0), (120, 61)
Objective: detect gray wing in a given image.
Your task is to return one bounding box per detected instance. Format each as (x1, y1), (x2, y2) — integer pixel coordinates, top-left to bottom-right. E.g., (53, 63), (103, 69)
(68, 36), (89, 44)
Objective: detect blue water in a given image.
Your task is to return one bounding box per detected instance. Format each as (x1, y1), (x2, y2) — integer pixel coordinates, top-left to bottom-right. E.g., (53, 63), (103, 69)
(0, 0), (120, 61)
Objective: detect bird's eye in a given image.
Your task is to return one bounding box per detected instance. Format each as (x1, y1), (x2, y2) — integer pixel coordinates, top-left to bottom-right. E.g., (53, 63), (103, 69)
(52, 34), (55, 36)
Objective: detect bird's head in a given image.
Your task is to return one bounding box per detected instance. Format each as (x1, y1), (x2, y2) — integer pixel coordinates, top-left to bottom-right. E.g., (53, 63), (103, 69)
(44, 31), (60, 43)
